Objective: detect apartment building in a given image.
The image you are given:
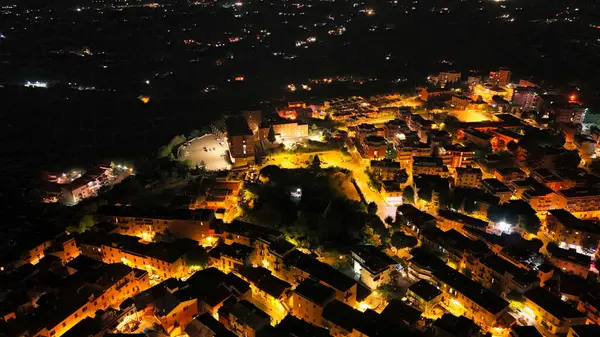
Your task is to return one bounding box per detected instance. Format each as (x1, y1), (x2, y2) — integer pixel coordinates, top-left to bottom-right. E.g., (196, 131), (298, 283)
(412, 156), (449, 177)
(351, 245), (398, 290)
(290, 278), (336, 327)
(454, 167), (483, 188)
(523, 287), (587, 335)
(101, 234), (194, 279)
(546, 209), (600, 253)
(104, 206), (215, 242)
(556, 188), (600, 218)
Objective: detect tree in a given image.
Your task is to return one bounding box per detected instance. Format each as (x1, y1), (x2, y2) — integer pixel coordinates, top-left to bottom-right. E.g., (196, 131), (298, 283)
(157, 145), (171, 159)
(311, 155), (321, 170)
(267, 126), (276, 143)
(385, 144), (398, 160)
(367, 202), (378, 215)
(68, 215), (97, 234)
(507, 140), (518, 152)
(384, 216), (395, 226)
(186, 246), (209, 268)
(394, 169), (408, 184)
(554, 151), (581, 169)
(189, 129), (201, 138)
(310, 124), (318, 133)
(402, 186), (415, 204)
(391, 232), (418, 249)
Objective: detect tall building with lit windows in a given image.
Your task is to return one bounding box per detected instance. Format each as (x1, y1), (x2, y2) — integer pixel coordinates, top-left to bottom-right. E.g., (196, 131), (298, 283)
(226, 115), (255, 166)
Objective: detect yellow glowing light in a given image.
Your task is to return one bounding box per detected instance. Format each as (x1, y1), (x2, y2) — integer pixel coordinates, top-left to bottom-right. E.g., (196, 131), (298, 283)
(138, 95), (151, 104)
(358, 302), (370, 311)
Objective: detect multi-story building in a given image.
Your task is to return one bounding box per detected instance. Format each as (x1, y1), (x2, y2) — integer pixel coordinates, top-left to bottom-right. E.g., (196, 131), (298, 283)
(490, 129), (523, 151)
(438, 71), (461, 86)
(408, 253), (511, 329)
(523, 287), (587, 335)
(449, 95), (470, 110)
(553, 102), (586, 125)
(494, 167), (526, 183)
(360, 135), (388, 160)
(383, 119), (409, 141)
(282, 250), (358, 307)
(219, 300), (270, 337)
(420, 88), (453, 102)
(412, 156), (448, 177)
(454, 167), (483, 188)
(354, 123), (380, 138)
(406, 280), (442, 314)
(458, 129), (491, 148)
(13, 261), (149, 337)
(407, 114), (435, 131)
(226, 115), (255, 166)
(258, 120), (309, 141)
(481, 179), (513, 204)
(209, 242), (254, 273)
(397, 203), (437, 235)
(101, 234), (194, 278)
(242, 109), (262, 133)
(351, 245), (398, 290)
(521, 185), (561, 212)
(470, 254), (538, 295)
(489, 68), (511, 86)
(512, 86), (539, 110)
(568, 324), (600, 337)
(103, 206), (215, 242)
(546, 209), (600, 254)
(548, 247), (591, 279)
(237, 267), (292, 323)
(438, 145), (474, 168)
(381, 180), (403, 205)
(530, 168), (576, 192)
(370, 159), (402, 180)
(436, 210), (488, 233)
(290, 278), (336, 327)
(397, 142), (432, 169)
(556, 188), (600, 218)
